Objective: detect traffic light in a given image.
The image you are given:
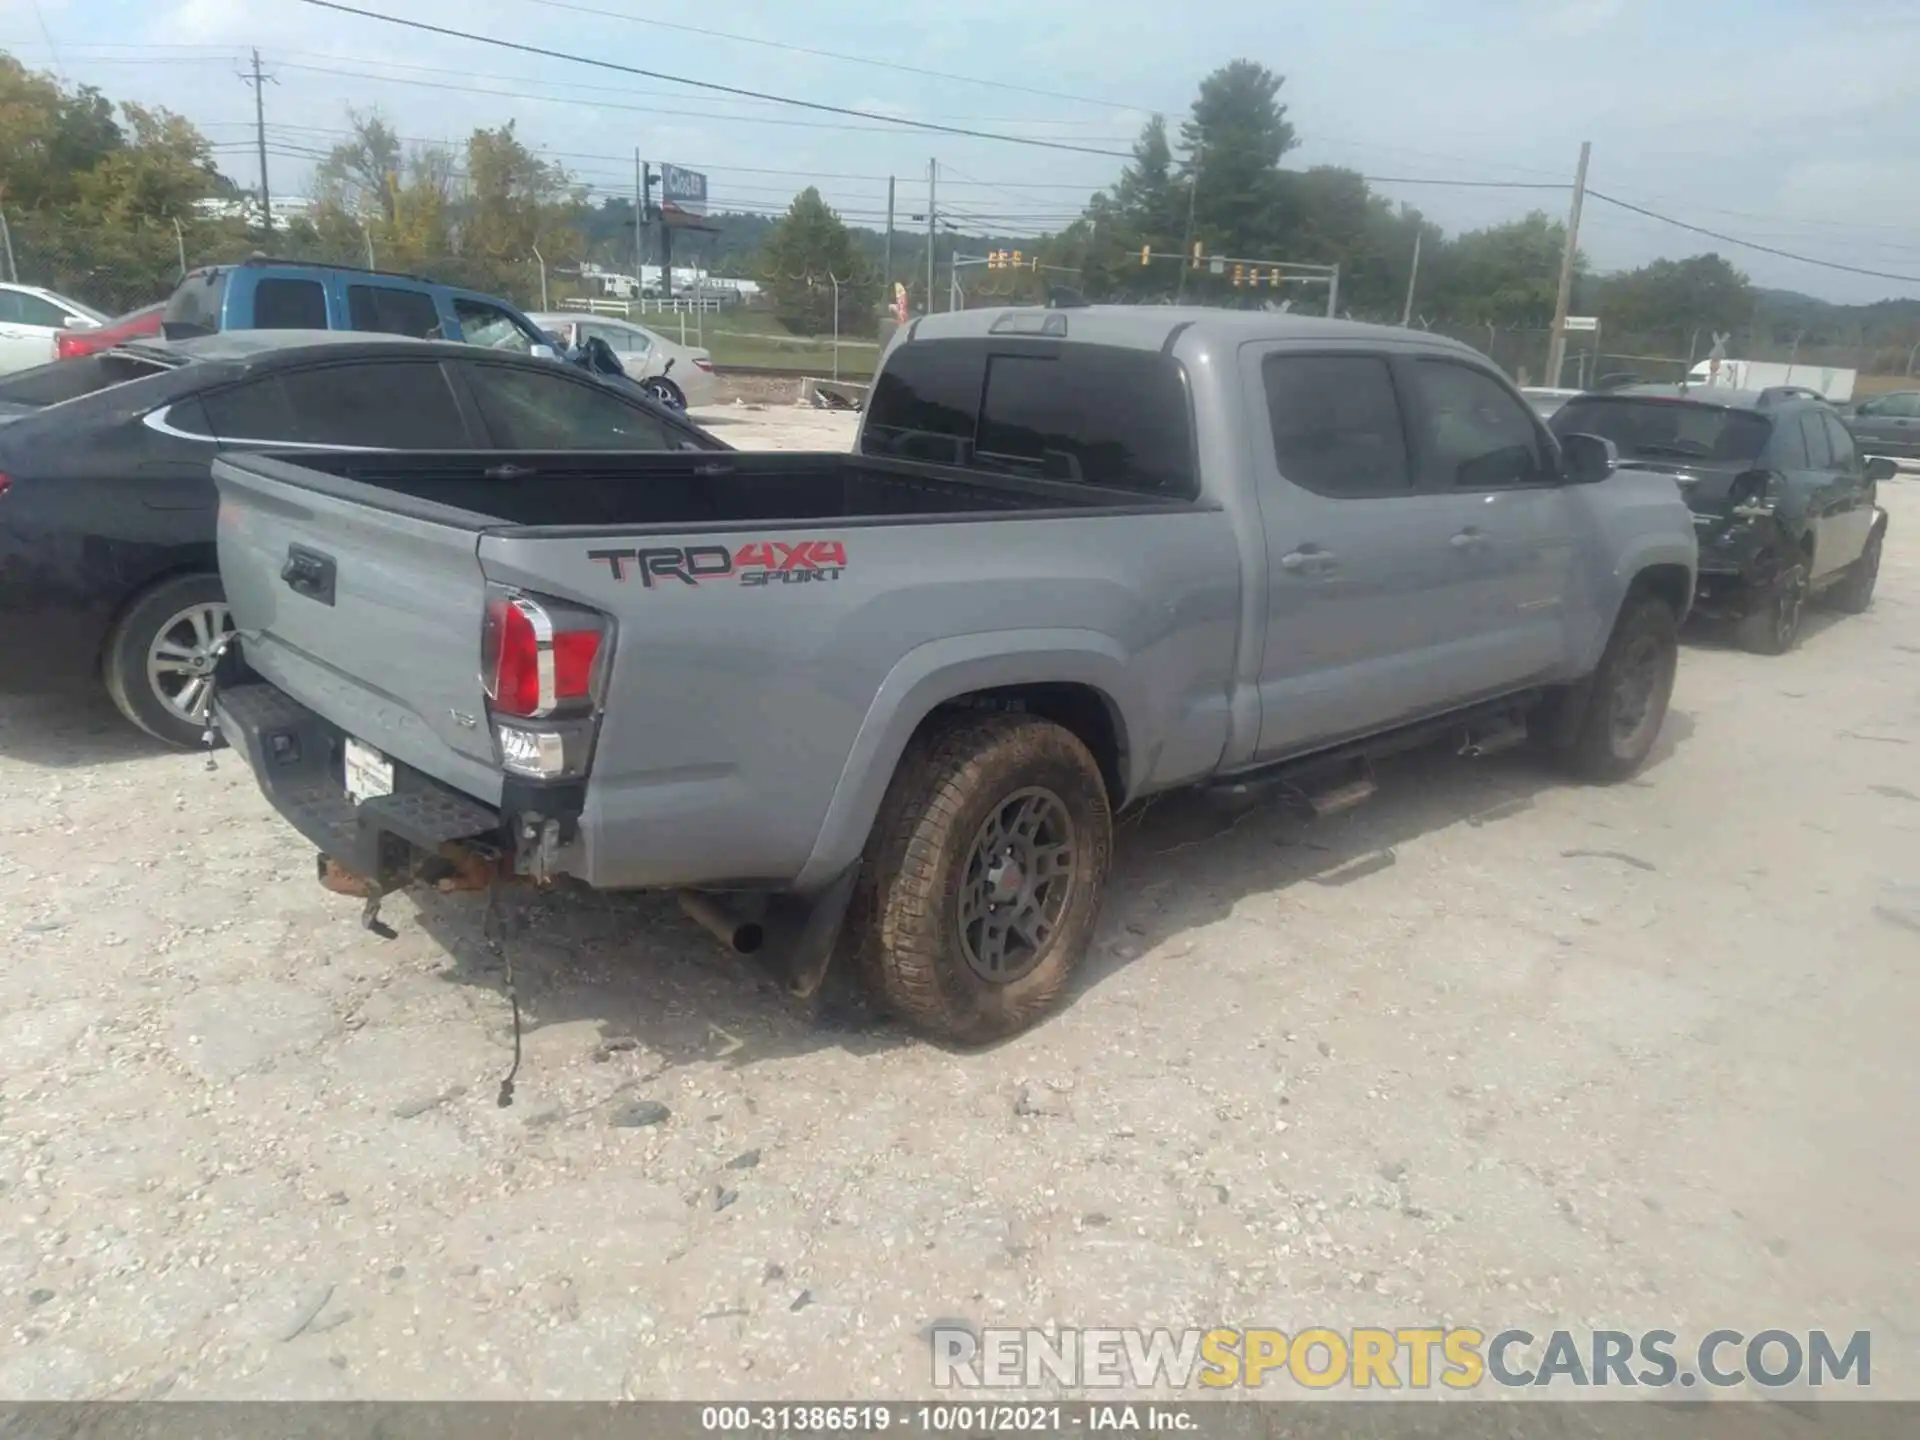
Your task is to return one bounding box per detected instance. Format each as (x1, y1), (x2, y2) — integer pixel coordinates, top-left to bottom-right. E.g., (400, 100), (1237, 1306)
(1140, 244), (1151, 266)
(1191, 240), (1204, 269)
(987, 249), (1002, 270)
(1011, 250), (1024, 269)
(1233, 264), (1245, 288)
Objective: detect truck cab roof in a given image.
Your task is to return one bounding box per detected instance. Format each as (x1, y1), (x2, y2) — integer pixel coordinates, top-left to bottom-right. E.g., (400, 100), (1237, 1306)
(898, 304), (1485, 361)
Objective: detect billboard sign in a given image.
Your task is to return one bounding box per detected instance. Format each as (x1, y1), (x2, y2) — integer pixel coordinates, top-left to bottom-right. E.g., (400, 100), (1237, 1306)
(659, 164), (707, 218)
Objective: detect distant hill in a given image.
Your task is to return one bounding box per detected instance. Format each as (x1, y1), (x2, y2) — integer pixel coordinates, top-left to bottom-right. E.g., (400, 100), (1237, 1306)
(1751, 287), (1920, 349)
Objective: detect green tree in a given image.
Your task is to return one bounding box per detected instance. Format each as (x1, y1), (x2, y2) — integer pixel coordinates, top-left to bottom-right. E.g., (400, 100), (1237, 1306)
(1596, 253), (1755, 340)
(1430, 212), (1575, 326)
(1, 55), (236, 310)
(462, 122), (582, 275)
(1181, 60), (1297, 269)
(313, 108), (404, 225)
(759, 187), (873, 334)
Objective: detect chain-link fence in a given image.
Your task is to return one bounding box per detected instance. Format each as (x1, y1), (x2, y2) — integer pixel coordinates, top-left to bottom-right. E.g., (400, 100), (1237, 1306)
(2, 209), (562, 320)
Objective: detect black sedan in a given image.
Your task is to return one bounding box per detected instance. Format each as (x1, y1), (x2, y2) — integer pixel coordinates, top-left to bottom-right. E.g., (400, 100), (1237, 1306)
(0, 330), (727, 747)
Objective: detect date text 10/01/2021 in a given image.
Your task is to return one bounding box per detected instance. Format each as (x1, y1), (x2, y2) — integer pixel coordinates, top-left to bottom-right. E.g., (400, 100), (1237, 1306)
(699, 1405), (1196, 1433)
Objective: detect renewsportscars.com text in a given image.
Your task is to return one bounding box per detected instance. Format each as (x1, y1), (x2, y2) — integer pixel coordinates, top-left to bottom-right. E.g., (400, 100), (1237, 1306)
(932, 1327), (1872, 1391)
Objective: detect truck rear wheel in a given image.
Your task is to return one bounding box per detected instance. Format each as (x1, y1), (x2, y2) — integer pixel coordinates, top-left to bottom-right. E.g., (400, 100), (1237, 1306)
(857, 713), (1112, 1044)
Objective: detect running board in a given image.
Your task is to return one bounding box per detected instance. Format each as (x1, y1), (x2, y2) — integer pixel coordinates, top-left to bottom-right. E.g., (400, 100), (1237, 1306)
(1203, 691), (1546, 808)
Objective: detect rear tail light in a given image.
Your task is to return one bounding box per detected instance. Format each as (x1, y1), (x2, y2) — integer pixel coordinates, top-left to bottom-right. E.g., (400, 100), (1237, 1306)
(56, 332), (84, 360)
(693, 357), (714, 373)
(480, 585), (612, 780)
(0, 473), (11, 498)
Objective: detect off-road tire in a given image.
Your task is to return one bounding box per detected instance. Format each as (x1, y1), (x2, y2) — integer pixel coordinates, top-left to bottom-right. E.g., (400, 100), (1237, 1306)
(1827, 523), (1884, 615)
(1549, 594), (1679, 783)
(854, 712), (1112, 1044)
(103, 572), (232, 750)
(1736, 562), (1808, 654)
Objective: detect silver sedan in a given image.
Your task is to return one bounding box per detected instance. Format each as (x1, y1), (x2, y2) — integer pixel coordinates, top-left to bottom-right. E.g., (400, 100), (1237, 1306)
(527, 312), (718, 409)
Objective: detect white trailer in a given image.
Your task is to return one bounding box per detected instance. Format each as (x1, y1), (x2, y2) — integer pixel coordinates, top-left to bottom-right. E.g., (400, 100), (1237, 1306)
(1687, 358), (1856, 402)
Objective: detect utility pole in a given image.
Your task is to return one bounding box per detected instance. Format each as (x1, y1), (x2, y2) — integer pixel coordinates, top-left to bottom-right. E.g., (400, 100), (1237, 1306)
(1175, 152), (1199, 304)
(641, 150), (656, 297)
(1544, 140), (1591, 390)
(241, 49), (277, 238)
(883, 176), (895, 298)
(1400, 230), (1422, 327)
(925, 159), (938, 313)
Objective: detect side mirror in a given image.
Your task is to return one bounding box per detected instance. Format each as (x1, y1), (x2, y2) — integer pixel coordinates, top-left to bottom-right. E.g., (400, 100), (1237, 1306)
(1560, 431), (1618, 484)
(1864, 455), (1898, 483)
(529, 342), (558, 361)
(1855, 399), (1880, 416)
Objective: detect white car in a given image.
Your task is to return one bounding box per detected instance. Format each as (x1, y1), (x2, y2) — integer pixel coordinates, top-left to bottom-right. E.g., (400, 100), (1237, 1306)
(527, 312), (718, 409)
(0, 283), (108, 375)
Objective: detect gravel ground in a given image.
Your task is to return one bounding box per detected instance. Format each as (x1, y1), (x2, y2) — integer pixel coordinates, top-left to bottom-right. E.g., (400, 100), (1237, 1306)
(2, 415), (1916, 1402)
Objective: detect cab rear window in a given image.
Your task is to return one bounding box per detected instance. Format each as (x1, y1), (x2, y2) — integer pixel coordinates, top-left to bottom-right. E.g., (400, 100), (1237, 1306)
(862, 338), (1197, 498)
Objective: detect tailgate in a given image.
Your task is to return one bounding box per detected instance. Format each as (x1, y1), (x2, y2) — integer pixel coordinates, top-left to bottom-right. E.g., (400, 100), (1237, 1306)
(213, 453), (503, 803)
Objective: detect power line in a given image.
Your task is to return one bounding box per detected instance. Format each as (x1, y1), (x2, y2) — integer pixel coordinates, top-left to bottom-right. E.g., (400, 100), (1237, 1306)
(512, 0), (1150, 114)
(259, 58), (1137, 144)
(1361, 176), (1570, 191)
(293, 0), (1134, 159)
(1586, 191), (1920, 285)
(200, 121), (1109, 188)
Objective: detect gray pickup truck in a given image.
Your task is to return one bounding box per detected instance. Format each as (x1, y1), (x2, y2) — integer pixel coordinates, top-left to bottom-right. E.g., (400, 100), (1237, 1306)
(211, 307), (1697, 1043)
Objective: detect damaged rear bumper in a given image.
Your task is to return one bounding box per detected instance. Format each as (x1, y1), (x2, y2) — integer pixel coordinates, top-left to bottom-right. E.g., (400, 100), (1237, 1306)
(214, 682), (509, 894)
(213, 679), (861, 997)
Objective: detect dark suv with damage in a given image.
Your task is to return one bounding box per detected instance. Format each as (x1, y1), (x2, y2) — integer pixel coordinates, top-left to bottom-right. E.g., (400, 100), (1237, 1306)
(1550, 385), (1892, 654)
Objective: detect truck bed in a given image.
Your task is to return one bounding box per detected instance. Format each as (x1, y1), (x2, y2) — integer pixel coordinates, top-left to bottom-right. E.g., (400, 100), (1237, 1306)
(211, 444), (1237, 892)
(231, 448), (1192, 532)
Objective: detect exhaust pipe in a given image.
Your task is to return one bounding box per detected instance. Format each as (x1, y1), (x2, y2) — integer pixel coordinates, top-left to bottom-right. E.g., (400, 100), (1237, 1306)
(678, 890), (765, 955)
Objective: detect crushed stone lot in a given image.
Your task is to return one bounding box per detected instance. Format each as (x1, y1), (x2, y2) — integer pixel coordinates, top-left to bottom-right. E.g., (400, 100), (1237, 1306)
(2, 406), (1917, 1401)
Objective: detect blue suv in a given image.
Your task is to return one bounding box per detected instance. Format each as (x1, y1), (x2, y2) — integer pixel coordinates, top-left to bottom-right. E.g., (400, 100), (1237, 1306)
(161, 258), (557, 357)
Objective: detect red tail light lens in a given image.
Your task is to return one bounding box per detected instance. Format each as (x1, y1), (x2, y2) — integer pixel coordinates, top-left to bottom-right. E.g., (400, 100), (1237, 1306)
(481, 590), (606, 719)
(56, 332), (86, 360)
(0, 473), (12, 498)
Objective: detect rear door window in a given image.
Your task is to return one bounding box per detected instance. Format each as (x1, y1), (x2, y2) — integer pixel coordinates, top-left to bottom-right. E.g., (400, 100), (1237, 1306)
(1822, 411), (1858, 472)
(253, 277), (329, 330)
(1767, 414), (1811, 470)
(862, 339), (1196, 497)
(464, 362), (679, 449)
(347, 285), (444, 339)
(453, 298), (540, 353)
(1261, 354), (1412, 497)
(2, 291), (70, 328)
(202, 361), (469, 448)
(1800, 412), (1834, 470)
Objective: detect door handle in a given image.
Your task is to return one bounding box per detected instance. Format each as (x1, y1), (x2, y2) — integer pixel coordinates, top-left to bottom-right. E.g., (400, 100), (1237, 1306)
(1449, 528), (1491, 550)
(1279, 547), (1333, 573)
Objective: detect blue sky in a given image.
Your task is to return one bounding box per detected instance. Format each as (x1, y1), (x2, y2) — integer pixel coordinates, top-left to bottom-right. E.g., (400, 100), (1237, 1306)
(6, 0), (1920, 303)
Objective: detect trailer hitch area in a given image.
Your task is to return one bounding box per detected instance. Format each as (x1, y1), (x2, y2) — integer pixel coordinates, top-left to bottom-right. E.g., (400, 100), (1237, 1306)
(314, 843), (514, 941)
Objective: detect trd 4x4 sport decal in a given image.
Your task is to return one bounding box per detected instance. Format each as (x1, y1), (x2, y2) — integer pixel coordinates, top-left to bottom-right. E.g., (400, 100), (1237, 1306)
(589, 539), (848, 588)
